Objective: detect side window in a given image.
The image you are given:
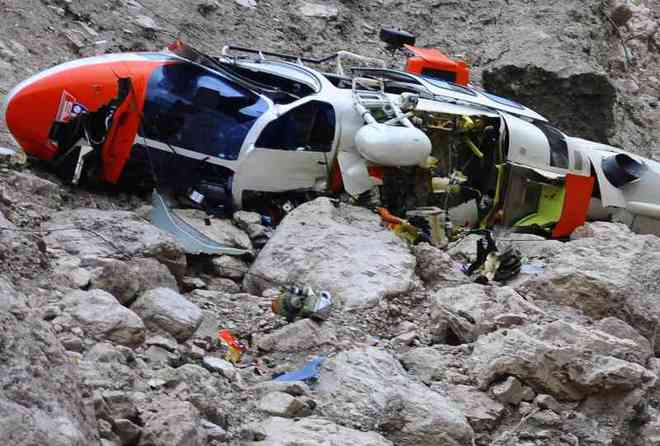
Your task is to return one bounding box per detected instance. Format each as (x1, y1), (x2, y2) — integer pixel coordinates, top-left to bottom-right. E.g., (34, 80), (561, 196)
(534, 121), (569, 169)
(256, 101), (335, 152)
(143, 63), (268, 160)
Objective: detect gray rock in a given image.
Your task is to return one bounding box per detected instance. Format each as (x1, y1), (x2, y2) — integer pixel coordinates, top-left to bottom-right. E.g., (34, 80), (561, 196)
(201, 419), (227, 442)
(430, 284), (544, 344)
(440, 384), (506, 432)
(233, 210), (262, 230)
(114, 418), (141, 446)
(516, 222), (660, 355)
(59, 334), (84, 352)
(138, 398), (207, 446)
(298, 1), (338, 18)
(61, 289), (145, 347)
(202, 356), (237, 380)
(43, 209), (186, 277)
(210, 255), (249, 280)
(636, 407), (660, 446)
(258, 391), (311, 418)
(481, 21), (617, 145)
(535, 394), (561, 413)
(400, 345), (472, 385)
(317, 347), (474, 445)
(594, 317), (652, 354)
(92, 258), (178, 305)
(0, 281), (99, 445)
(5, 171), (61, 205)
(568, 355), (652, 391)
(469, 321), (655, 401)
(255, 319), (337, 353)
(145, 334), (178, 352)
(143, 345), (172, 367)
(491, 376), (526, 405)
(234, 0), (256, 8)
(530, 409), (562, 428)
(242, 417), (393, 445)
(182, 276), (206, 291)
(101, 391), (139, 421)
(134, 14), (159, 30)
(174, 209), (253, 251)
(611, 1), (634, 26)
(245, 198), (417, 308)
(202, 278), (241, 294)
(250, 381), (310, 398)
(413, 243), (470, 289)
(132, 288), (203, 342)
(52, 265), (91, 289)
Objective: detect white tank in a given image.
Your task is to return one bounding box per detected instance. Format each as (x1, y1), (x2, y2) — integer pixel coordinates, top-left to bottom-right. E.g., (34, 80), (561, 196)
(355, 123), (432, 167)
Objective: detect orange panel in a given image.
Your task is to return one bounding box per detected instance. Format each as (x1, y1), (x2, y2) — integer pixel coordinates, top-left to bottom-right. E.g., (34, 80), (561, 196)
(404, 45), (470, 86)
(552, 174), (595, 238)
(100, 60), (172, 183)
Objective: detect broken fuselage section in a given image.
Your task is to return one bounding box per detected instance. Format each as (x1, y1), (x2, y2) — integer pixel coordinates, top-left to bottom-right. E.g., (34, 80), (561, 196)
(2, 41), (659, 244)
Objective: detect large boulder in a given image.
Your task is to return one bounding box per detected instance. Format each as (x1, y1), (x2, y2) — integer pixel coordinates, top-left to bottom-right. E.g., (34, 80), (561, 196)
(242, 417), (393, 445)
(60, 289), (145, 347)
(0, 280), (99, 445)
(516, 222), (660, 354)
(92, 258), (179, 305)
(138, 398), (208, 446)
(413, 243), (470, 289)
(477, 0), (617, 144)
(245, 198), (417, 308)
(399, 345), (473, 386)
(317, 347), (474, 446)
(132, 288), (203, 342)
(255, 319), (337, 353)
(174, 209), (253, 251)
(437, 384), (506, 433)
(430, 284), (545, 344)
(153, 364), (226, 426)
(43, 209), (186, 277)
(469, 320), (655, 401)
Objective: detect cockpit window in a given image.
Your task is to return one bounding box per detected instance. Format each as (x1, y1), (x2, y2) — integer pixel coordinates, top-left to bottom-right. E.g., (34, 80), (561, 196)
(142, 62), (268, 160)
(422, 76), (478, 97)
(480, 91), (525, 110)
(256, 101), (335, 152)
(534, 121), (569, 169)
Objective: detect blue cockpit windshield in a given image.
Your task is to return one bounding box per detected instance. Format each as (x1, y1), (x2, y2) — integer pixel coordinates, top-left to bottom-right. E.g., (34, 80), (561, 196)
(422, 76), (478, 97)
(142, 62), (268, 161)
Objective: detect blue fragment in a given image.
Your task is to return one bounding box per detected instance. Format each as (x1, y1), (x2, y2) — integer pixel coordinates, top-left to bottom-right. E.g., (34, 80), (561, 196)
(274, 356), (325, 383)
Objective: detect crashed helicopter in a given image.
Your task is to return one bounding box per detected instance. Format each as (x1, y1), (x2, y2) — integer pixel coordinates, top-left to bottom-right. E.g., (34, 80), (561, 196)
(2, 29), (659, 255)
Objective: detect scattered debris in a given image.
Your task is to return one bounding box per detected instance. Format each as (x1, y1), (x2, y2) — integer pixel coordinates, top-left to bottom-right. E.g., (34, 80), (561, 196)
(274, 356), (324, 383)
(217, 329), (247, 364)
(463, 231), (522, 283)
(271, 286), (333, 322)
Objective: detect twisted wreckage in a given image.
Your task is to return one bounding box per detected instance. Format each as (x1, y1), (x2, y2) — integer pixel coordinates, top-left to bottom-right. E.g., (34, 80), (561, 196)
(2, 29), (659, 257)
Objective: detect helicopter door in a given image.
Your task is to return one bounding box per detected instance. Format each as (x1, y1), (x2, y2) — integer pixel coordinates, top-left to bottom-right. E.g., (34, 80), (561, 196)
(234, 100), (336, 197)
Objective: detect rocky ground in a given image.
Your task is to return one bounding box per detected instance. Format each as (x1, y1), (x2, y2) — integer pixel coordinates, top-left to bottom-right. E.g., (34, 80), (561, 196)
(1, 1), (660, 445)
(2, 158), (660, 445)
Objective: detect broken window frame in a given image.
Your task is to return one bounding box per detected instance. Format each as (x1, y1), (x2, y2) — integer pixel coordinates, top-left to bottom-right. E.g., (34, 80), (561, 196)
(141, 61), (269, 162)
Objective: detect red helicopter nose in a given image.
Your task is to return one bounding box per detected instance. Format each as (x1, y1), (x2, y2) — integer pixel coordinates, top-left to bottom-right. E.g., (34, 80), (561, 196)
(4, 78), (63, 160)
(2, 54), (159, 163)
(4, 60), (126, 161)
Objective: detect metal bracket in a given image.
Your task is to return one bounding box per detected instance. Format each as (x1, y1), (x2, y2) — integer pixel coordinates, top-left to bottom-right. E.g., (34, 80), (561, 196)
(72, 144), (94, 185)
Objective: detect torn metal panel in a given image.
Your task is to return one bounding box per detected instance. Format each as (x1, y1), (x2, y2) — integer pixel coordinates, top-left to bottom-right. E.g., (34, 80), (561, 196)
(150, 190), (250, 256)
(585, 150), (627, 208)
(337, 151), (374, 197)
